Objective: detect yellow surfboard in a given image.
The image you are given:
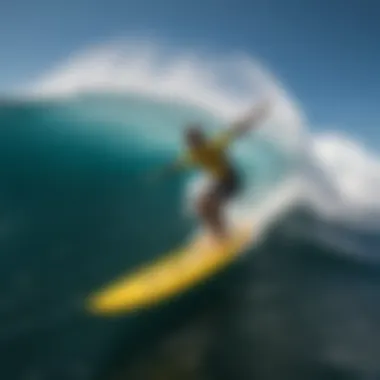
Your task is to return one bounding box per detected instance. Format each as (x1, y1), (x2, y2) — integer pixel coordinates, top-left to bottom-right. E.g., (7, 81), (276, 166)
(86, 221), (254, 316)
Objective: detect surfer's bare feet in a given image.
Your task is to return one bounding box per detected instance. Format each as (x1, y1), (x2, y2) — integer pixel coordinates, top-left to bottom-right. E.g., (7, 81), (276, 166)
(210, 228), (229, 246)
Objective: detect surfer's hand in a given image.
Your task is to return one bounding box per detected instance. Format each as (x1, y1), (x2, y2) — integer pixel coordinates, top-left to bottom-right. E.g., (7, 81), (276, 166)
(247, 97), (272, 124)
(146, 166), (173, 184)
(145, 159), (184, 185)
(145, 170), (162, 185)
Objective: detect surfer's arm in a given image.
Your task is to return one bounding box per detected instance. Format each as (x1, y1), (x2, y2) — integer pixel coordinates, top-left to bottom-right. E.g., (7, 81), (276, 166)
(213, 98), (271, 150)
(150, 154), (193, 182)
(229, 98), (271, 138)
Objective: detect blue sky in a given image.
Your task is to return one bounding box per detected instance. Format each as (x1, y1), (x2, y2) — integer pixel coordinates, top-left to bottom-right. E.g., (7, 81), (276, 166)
(1, 0), (379, 146)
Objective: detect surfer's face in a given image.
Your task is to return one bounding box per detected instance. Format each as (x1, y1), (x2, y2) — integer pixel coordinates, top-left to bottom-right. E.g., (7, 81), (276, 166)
(186, 126), (206, 148)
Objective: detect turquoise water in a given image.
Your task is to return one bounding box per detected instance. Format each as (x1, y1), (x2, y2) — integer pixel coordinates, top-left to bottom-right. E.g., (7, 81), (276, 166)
(1, 95), (380, 380)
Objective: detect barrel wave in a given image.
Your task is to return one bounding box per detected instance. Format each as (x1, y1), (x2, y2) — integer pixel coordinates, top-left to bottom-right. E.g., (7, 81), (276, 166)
(1, 40), (380, 380)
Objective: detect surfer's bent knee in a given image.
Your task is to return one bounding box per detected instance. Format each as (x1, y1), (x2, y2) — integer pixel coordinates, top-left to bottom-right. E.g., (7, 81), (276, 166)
(197, 170), (240, 213)
(212, 170), (240, 202)
(197, 194), (213, 215)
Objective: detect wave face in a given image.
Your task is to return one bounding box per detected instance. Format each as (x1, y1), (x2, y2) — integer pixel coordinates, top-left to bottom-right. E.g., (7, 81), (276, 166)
(0, 40), (379, 380)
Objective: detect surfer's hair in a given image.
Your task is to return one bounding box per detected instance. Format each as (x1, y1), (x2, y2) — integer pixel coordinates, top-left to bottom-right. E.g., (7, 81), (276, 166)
(185, 123), (205, 145)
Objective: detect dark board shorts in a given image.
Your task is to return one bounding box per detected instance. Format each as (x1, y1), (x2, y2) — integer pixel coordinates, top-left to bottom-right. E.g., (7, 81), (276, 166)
(210, 169), (241, 201)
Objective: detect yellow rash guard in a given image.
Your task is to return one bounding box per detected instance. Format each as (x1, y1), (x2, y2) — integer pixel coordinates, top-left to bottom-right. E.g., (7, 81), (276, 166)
(177, 129), (236, 179)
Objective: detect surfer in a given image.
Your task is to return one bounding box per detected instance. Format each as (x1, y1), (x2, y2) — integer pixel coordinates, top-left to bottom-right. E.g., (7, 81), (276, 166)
(152, 99), (271, 240)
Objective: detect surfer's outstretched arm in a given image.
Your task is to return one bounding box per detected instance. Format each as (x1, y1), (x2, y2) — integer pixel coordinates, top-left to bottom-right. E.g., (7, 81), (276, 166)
(214, 98), (271, 150)
(229, 98), (272, 139)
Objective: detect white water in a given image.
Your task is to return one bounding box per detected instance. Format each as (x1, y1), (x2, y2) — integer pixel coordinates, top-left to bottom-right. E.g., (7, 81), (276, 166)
(24, 38), (380, 232)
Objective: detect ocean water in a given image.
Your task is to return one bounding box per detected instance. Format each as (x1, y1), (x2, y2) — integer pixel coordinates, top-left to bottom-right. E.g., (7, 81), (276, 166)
(2, 42), (380, 380)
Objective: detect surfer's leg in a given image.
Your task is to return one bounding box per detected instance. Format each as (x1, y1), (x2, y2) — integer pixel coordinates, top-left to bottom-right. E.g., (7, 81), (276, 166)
(197, 172), (239, 239)
(197, 191), (225, 239)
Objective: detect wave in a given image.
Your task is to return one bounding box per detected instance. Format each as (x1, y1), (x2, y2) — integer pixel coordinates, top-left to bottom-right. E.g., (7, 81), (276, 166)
(0, 39), (379, 380)
(17, 38), (380, 236)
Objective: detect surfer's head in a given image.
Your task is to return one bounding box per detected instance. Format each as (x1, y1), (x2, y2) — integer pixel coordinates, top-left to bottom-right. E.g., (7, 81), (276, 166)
(185, 124), (206, 148)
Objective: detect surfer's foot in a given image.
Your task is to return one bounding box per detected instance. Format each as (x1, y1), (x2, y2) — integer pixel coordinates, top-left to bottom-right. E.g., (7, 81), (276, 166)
(211, 227), (229, 245)
(202, 226), (225, 247)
